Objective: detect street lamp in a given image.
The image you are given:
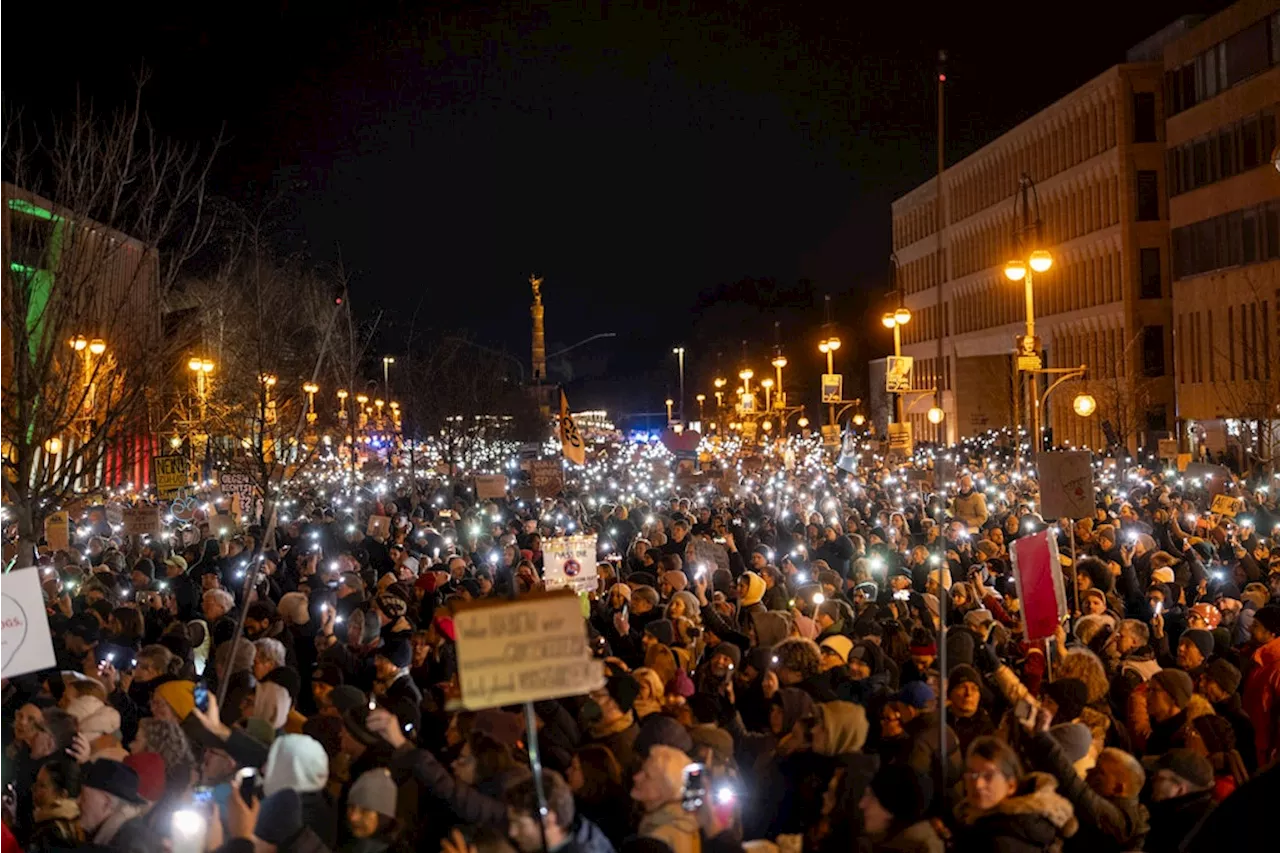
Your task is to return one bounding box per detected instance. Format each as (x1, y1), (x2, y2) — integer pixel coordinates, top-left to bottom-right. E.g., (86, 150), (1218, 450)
(337, 389), (349, 422)
(672, 347), (686, 425)
(1072, 393), (1097, 418)
(818, 337), (841, 429)
(798, 417), (810, 429)
(665, 398), (674, 423)
(761, 377), (774, 410)
(382, 356), (396, 398)
(738, 368), (753, 396)
(303, 382), (319, 422)
(43, 436), (62, 455)
(714, 377), (727, 411)
(696, 394), (706, 423)
(771, 353), (788, 408)
(927, 406), (945, 425)
(1005, 173), (1054, 456)
(882, 307), (912, 425)
(853, 413), (866, 427)
(69, 335), (87, 352)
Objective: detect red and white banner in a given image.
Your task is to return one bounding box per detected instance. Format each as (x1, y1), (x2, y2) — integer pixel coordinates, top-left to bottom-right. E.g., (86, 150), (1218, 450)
(1010, 529), (1067, 642)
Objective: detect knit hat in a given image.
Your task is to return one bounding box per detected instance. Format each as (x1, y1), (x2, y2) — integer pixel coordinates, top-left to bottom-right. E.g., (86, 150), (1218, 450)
(605, 673), (641, 714)
(869, 764), (932, 824)
(123, 752), (167, 802)
(163, 555), (188, 573)
(819, 635), (854, 663)
(1205, 658), (1242, 695)
(1043, 678), (1089, 721)
(374, 593), (407, 619)
(433, 614), (457, 642)
(709, 642), (741, 668)
(329, 685), (367, 715)
(377, 639), (413, 669)
(635, 714), (694, 757)
(739, 572), (766, 606)
(349, 768), (397, 818)
(645, 619), (676, 647)
(1151, 566), (1175, 584)
(1254, 604), (1280, 636)
(689, 724), (735, 762)
(254, 789), (303, 845)
(1179, 629), (1215, 661)
(1151, 669), (1195, 708)
(1145, 748), (1213, 788)
(1046, 723), (1093, 763)
(153, 680), (196, 721)
(662, 571), (688, 593)
(946, 664), (983, 695)
(793, 615), (819, 640)
(892, 682), (935, 709)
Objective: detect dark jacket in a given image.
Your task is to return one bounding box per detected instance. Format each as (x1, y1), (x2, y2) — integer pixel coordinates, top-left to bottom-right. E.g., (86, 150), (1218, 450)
(1143, 788), (1215, 853)
(389, 745), (507, 829)
(953, 772), (1079, 853)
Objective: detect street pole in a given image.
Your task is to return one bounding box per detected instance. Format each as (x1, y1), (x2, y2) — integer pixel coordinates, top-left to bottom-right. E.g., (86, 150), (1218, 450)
(936, 49), (947, 444)
(677, 348), (685, 425)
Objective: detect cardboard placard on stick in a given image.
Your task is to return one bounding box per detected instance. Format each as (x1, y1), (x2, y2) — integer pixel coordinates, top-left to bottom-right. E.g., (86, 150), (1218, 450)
(475, 474), (508, 500)
(1036, 451), (1095, 520)
(541, 534), (599, 593)
(1010, 530), (1067, 642)
(1, 567), (58, 678)
(44, 511), (70, 552)
(367, 514), (391, 539)
(453, 590), (604, 711)
(123, 506), (164, 538)
(1209, 494), (1242, 518)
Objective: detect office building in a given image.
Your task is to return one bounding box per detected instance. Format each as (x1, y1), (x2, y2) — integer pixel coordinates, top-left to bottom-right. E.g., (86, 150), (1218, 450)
(1165, 0), (1280, 462)
(890, 55), (1174, 452)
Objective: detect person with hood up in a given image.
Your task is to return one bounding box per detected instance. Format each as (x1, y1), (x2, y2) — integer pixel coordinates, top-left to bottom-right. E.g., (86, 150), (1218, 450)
(631, 744), (702, 853)
(953, 736), (1078, 853)
(262, 732), (338, 848)
(857, 764), (944, 853)
(506, 769), (616, 853)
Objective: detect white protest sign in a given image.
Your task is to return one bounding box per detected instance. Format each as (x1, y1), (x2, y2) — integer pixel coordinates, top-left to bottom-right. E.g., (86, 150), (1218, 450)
(541, 534), (599, 593)
(454, 590), (604, 710)
(2, 567), (57, 678)
(1036, 451), (1095, 520)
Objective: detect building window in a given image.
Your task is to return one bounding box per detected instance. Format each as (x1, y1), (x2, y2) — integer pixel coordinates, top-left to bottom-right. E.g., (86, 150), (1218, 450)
(1136, 171), (1159, 221)
(1142, 326), (1166, 377)
(1139, 248), (1162, 298)
(1146, 405), (1168, 433)
(1133, 92), (1157, 142)
(1228, 306), (1236, 380)
(1225, 18), (1271, 87)
(1208, 309), (1215, 381)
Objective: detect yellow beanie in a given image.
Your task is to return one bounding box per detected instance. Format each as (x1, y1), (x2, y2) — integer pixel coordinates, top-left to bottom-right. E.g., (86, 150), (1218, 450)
(154, 680), (196, 720)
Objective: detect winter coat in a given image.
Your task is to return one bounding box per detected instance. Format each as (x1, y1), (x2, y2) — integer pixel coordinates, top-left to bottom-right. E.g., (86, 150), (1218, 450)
(953, 772), (1078, 853)
(26, 799), (83, 852)
(865, 820), (945, 853)
(587, 714), (640, 773)
(1142, 788), (1215, 853)
(638, 802), (702, 853)
(1022, 731), (1147, 853)
(389, 745), (506, 829)
(1129, 689), (1214, 756)
(952, 490), (990, 532)
(1243, 636), (1280, 767)
(563, 815), (618, 853)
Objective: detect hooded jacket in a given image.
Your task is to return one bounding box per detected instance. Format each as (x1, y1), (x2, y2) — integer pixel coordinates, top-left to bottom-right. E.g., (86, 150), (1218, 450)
(954, 772), (1078, 853)
(263, 734), (337, 847)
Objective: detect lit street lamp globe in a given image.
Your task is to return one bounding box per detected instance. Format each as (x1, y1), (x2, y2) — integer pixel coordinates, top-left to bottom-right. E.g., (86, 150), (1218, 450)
(927, 406), (945, 425)
(1028, 249), (1053, 273)
(1004, 259), (1028, 281)
(853, 413), (866, 426)
(798, 417), (809, 428)
(881, 312), (897, 329)
(1072, 394), (1097, 417)
(893, 306), (912, 326)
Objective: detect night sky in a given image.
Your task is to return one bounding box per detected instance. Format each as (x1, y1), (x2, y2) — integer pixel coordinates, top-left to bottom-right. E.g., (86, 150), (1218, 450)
(5, 0), (1229, 416)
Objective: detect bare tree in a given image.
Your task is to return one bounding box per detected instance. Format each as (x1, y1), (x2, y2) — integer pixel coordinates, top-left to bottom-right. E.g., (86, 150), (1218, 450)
(1089, 330), (1161, 457)
(1207, 276), (1279, 475)
(2, 78), (221, 564)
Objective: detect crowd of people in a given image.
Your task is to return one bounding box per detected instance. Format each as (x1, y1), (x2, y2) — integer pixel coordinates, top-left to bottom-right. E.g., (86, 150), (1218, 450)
(3, 445), (1280, 853)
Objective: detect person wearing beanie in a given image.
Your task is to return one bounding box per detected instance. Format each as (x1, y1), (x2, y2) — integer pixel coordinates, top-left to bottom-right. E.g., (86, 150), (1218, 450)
(374, 639), (423, 709)
(1144, 749), (1216, 853)
(152, 680), (196, 722)
(1142, 668), (1213, 757)
(945, 664), (993, 754)
(859, 764), (942, 853)
(659, 570), (688, 598)
(122, 752), (167, 803)
(1176, 629), (1215, 676)
(346, 767), (401, 842)
(585, 676), (641, 771)
(1196, 659), (1256, 771)
(643, 619), (676, 650)
(1188, 714), (1249, 801)
(1243, 603), (1280, 767)
(819, 635), (854, 670)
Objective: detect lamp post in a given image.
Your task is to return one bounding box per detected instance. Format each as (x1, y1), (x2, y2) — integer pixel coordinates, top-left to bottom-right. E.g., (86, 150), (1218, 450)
(714, 377), (726, 411)
(696, 394), (706, 423)
(187, 357), (214, 421)
(881, 306), (912, 425)
(671, 347), (686, 425)
(1004, 173), (1053, 457)
(336, 389), (349, 422)
(818, 337), (841, 429)
(761, 377), (774, 411)
(738, 369), (754, 413)
(665, 398), (674, 424)
(382, 356), (396, 399)
(771, 353), (788, 409)
(303, 382), (319, 423)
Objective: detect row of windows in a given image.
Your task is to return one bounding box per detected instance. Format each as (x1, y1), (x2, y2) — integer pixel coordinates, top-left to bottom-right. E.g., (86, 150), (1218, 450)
(900, 249), (947, 296)
(902, 303), (945, 347)
(1178, 300), (1275, 386)
(893, 198), (939, 252)
(1166, 12), (1280, 115)
(1171, 201), (1280, 280)
(1167, 107), (1278, 196)
(1052, 326), (1127, 382)
(951, 173), (1127, 280)
(907, 355), (951, 393)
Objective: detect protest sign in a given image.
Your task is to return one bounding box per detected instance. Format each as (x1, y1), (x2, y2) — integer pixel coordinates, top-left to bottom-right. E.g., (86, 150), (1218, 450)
(1184, 462), (1233, 495)
(366, 514), (392, 539)
(1209, 494), (1242, 518)
(1036, 451), (1095, 520)
(44, 511), (70, 552)
(475, 474), (508, 500)
(154, 454), (190, 500)
(218, 471), (260, 521)
(1157, 438), (1178, 460)
(541, 534), (599, 592)
(530, 460), (564, 496)
(2, 567), (57, 679)
(887, 423), (913, 456)
(123, 506), (164, 537)
(453, 590), (604, 711)
(1010, 530), (1066, 642)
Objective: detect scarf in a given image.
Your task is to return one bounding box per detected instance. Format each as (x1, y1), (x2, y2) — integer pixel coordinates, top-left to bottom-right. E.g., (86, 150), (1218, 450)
(34, 798), (80, 823)
(92, 800), (146, 845)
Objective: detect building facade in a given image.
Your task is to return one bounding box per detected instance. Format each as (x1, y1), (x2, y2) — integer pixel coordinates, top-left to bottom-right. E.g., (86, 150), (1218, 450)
(1164, 0), (1280, 463)
(890, 59), (1174, 453)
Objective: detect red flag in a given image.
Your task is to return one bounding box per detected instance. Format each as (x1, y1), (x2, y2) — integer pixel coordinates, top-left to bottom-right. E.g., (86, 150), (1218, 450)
(1010, 530), (1067, 642)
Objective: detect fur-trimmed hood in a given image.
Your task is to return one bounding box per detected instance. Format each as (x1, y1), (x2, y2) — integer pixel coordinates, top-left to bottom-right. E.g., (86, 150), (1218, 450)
(956, 771), (1078, 838)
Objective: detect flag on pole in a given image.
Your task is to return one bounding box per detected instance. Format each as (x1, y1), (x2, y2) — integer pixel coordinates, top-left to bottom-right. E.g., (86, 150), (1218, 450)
(559, 390), (586, 466)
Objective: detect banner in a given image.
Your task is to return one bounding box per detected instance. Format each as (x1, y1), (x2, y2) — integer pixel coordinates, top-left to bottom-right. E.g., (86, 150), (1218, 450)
(887, 422), (913, 456)
(453, 590), (603, 710)
(154, 454), (190, 500)
(218, 471), (260, 522)
(821, 373), (843, 403)
(1, 567), (58, 678)
(885, 356), (913, 393)
(835, 429), (859, 474)
(541, 533), (599, 592)
(559, 391), (586, 466)
(1010, 529), (1067, 642)
(1036, 451), (1095, 520)
(44, 511), (70, 552)
(475, 474), (508, 500)
(123, 506), (164, 538)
